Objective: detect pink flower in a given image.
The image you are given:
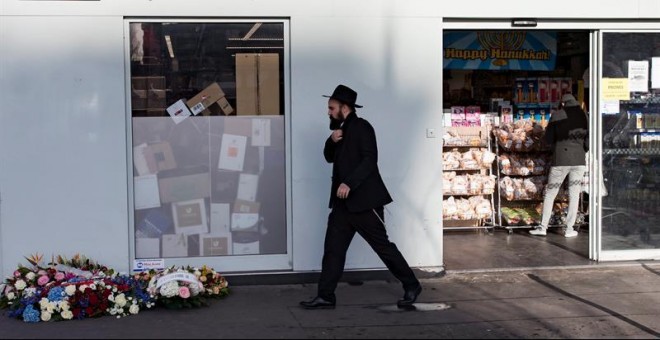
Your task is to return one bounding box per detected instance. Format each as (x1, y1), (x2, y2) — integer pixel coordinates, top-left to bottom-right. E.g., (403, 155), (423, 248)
(178, 286), (190, 299)
(37, 275), (50, 286)
(37, 270), (47, 276)
(13, 271), (20, 277)
(54, 272), (65, 281)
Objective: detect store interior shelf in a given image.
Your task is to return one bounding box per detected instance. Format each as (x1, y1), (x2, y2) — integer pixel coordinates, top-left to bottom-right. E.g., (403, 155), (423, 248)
(628, 129), (660, 134)
(603, 148), (660, 155)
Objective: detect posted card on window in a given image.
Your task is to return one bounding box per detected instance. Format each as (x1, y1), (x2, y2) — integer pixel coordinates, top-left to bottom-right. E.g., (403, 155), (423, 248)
(172, 198), (208, 235)
(251, 119), (271, 147)
(237, 173), (259, 202)
(218, 134), (247, 172)
(210, 203), (231, 234)
(161, 234), (188, 258)
(134, 174), (161, 210)
(166, 99), (193, 125)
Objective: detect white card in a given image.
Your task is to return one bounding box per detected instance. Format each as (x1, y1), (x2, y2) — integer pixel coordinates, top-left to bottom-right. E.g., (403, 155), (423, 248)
(218, 134), (247, 172)
(231, 213), (259, 231)
(628, 60), (649, 93)
(210, 203), (231, 234)
(237, 173), (259, 202)
(251, 119), (271, 147)
(133, 143), (155, 176)
(134, 174), (161, 210)
(161, 234), (188, 257)
(166, 99), (192, 125)
(136, 238), (160, 258)
(172, 198), (208, 235)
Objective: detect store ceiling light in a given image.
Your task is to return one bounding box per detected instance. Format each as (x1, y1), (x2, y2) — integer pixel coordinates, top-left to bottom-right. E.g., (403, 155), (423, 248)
(165, 35), (175, 58)
(511, 19), (538, 27)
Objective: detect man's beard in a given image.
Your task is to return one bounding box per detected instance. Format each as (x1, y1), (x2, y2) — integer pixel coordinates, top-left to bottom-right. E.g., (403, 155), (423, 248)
(329, 116), (343, 130)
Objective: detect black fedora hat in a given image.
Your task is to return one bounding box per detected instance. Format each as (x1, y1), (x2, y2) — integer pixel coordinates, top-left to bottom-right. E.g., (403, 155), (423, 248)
(323, 84), (363, 108)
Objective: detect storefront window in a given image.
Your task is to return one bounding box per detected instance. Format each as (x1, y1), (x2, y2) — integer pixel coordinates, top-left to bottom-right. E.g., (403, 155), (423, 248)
(129, 21), (287, 258)
(601, 32), (660, 251)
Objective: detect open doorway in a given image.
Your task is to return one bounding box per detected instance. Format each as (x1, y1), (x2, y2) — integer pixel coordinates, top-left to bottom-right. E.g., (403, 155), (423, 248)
(441, 30), (594, 270)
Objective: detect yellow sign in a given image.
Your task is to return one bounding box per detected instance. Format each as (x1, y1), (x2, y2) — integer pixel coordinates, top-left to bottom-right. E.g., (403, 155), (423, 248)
(602, 78), (630, 100)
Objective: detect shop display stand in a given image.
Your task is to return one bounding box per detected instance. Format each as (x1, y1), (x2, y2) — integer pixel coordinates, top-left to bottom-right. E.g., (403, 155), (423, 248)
(493, 121), (587, 234)
(442, 126), (497, 232)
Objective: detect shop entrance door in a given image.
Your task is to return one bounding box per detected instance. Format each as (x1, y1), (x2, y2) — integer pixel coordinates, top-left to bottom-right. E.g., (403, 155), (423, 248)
(442, 24), (595, 270)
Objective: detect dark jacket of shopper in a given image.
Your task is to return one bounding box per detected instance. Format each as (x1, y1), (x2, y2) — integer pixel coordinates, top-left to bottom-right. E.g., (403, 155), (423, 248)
(323, 112), (393, 212)
(544, 94), (589, 167)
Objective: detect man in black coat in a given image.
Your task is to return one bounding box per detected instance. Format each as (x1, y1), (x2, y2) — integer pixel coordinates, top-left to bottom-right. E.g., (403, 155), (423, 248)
(300, 85), (421, 310)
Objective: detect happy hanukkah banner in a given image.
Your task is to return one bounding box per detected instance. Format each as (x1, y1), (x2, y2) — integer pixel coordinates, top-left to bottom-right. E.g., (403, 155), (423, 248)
(443, 31), (557, 71)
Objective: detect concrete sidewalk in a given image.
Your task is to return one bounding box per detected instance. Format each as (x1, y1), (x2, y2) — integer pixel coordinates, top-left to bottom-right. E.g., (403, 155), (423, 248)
(1, 263), (659, 339)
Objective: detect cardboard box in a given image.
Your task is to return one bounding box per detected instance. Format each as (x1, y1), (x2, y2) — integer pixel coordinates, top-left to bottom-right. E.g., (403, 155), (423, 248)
(131, 77), (148, 110)
(236, 53), (280, 116)
(187, 82), (233, 116)
(132, 76), (167, 110)
(225, 118), (253, 137)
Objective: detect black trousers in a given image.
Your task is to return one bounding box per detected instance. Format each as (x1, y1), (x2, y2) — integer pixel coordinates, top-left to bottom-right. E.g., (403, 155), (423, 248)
(317, 202), (419, 302)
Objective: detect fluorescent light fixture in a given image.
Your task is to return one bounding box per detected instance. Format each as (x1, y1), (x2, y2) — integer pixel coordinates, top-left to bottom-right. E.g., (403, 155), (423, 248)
(242, 23), (263, 41)
(164, 35), (175, 58)
(511, 18), (538, 27)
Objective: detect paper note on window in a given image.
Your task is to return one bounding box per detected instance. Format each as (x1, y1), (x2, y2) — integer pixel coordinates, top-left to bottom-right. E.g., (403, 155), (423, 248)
(601, 78), (630, 101)
(652, 57), (660, 89)
(628, 60), (649, 93)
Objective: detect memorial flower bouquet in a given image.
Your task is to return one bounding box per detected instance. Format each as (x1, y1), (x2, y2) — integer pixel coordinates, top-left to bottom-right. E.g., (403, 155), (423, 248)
(146, 265), (229, 309)
(0, 254), (154, 322)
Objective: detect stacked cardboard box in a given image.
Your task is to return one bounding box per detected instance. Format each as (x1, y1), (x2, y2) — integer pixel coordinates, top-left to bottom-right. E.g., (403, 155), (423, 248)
(236, 53), (280, 115)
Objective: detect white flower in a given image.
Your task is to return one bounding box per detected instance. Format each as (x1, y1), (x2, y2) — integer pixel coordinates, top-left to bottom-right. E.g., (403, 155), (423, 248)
(41, 311), (52, 322)
(45, 302), (56, 314)
(25, 272), (36, 281)
(39, 298), (50, 307)
(65, 285), (76, 296)
(194, 270), (201, 277)
(129, 304), (140, 315)
(59, 301), (70, 311)
(89, 284), (97, 290)
(79, 284), (88, 292)
(114, 293), (127, 308)
(24, 288), (37, 297)
(14, 280), (26, 291)
(6, 292), (15, 300)
(159, 281), (179, 298)
(61, 310), (73, 320)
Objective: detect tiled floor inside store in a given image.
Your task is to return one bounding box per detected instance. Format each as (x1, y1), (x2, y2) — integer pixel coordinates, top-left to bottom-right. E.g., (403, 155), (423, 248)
(443, 226), (594, 271)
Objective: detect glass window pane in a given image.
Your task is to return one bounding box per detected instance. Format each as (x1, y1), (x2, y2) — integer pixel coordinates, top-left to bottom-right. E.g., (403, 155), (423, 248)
(129, 22), (287, 259)
(601, 32), (660, 251)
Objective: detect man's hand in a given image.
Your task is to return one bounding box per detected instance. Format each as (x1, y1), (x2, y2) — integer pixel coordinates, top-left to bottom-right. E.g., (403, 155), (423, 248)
(331, 129), (343, 143)
(336, 183), (350, 199)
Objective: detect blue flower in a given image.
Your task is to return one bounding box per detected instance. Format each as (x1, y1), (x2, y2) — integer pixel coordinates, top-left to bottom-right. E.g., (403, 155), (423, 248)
(47, 287), (65, 302)
(22, 305), (40, 323)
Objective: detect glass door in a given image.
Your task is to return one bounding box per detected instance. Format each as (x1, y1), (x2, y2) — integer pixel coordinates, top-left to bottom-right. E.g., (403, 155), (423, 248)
(596, 30), (660, 261)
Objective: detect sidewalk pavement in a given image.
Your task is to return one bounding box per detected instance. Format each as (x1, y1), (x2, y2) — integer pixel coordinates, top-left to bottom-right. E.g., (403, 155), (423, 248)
(1, 263), (659, 339)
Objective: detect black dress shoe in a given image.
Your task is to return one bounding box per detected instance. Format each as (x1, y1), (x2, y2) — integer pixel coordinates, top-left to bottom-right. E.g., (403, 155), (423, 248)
(300, 296), (336, 310)
(397, 285), (422, 308)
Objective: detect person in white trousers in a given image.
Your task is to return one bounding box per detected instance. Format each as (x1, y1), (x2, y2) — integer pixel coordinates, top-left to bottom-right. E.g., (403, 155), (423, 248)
(530, 94), (588, 238)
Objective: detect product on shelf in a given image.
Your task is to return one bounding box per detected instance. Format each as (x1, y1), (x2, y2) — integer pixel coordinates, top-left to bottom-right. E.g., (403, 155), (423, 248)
(443, 196), (493, 220)
(443, 148), (495, 170)
(499, 154), (549, 176)
(493, 120), (546, 152)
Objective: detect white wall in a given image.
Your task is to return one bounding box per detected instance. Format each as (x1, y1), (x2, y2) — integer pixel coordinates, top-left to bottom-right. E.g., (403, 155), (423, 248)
(0, 16), (129, 276)
(2, 0), (659, 278)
